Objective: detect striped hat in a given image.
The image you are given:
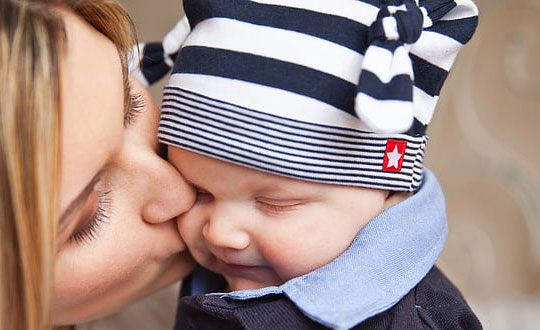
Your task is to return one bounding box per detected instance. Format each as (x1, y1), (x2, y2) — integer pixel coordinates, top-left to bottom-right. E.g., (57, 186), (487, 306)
(157, 0), (479, 191)
(129, 18), (191, 87)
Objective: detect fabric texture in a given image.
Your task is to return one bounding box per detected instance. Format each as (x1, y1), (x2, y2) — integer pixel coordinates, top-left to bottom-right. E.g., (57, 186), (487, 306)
(128, 16), (190, 87)
(174, 267), (482, 330)
(157, 0), (479, 191)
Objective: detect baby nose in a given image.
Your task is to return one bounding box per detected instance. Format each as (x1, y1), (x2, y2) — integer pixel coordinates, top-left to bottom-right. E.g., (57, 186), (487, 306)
(202, 216), (250, 251)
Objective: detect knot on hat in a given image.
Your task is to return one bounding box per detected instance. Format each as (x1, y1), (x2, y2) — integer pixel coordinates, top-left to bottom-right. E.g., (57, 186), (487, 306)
(355, 0), (459, 134)
(129, 17), (191, 87)
(368, 0), (424, 45)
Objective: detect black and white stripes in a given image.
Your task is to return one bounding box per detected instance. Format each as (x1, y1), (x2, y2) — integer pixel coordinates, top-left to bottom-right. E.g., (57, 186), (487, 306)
(128, 17), (190, 87)
(160, 86), (426, 191)
(157, 0), (478, 191)
(355, 0), (478, 133)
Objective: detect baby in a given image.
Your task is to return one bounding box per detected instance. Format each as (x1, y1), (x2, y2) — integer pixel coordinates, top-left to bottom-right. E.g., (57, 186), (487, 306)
(154, 0), (482, 329)
(169, 147), (403, 292)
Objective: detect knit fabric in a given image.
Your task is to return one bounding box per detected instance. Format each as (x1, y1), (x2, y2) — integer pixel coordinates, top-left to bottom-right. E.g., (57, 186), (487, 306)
(128, 17), (190, 87)
(156, 0), (478, 191)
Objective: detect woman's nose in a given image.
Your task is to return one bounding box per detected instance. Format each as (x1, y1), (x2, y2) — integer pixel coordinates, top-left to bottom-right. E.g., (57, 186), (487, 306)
(202, 210), (250, 250)
(141, 155), (196, 224)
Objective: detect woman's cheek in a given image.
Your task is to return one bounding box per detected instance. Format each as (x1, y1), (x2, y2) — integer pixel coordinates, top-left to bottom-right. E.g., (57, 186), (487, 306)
(53, 246), (138, 324)
(56, 235), (144, 299)
(55, 206), (155, 295)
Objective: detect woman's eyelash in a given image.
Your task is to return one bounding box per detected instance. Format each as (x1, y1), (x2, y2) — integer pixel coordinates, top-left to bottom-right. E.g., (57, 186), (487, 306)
(68, 190), (112, 246)
(124, 90), (145, 126)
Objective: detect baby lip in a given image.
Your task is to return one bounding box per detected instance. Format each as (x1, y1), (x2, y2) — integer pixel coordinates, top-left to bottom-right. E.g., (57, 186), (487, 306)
(218, 256), (256, 268)
(224, 261), (256, 268)
(210, 249), (252, 266)
(214, 255), (259, 270)
(222, 261), (263, 275)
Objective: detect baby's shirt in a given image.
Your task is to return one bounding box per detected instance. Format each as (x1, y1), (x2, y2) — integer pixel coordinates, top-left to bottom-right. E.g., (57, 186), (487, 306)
(173, 169), (480, 329)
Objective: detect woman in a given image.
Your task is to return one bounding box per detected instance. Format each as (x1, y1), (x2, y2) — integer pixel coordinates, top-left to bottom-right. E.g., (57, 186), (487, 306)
(0, 0), (195, 329)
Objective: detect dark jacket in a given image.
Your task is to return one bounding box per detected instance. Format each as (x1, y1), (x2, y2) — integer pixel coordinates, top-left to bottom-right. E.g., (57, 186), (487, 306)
(173, 266), (482, 330)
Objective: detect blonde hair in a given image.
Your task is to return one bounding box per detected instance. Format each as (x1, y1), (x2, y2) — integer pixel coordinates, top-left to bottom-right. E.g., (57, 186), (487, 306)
(0, 1), (136, 329)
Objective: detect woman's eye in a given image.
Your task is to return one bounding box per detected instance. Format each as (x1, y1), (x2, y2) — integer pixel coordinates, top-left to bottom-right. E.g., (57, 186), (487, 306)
(68, 190), (112, 246)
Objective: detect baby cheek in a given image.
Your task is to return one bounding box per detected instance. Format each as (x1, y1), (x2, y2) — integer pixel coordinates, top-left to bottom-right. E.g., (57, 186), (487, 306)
(177, 208), (211, 261)
(262, 226), (352, 281)
(258, 236), (319, 281)
(177, 208), (204, 242)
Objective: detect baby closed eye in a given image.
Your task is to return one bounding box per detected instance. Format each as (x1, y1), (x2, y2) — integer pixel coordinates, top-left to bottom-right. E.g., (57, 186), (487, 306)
(255, 198), (306, 215)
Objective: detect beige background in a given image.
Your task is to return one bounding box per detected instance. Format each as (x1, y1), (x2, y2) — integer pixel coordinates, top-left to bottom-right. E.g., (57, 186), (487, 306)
(84, 1), (540, 329)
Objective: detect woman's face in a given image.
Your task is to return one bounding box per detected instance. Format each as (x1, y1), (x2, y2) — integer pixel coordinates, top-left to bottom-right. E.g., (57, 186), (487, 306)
(53, 11), (195, 325)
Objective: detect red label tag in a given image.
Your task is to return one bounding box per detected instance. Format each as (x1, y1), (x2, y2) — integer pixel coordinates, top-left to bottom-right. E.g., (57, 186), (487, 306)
(382, 140), (407, 172)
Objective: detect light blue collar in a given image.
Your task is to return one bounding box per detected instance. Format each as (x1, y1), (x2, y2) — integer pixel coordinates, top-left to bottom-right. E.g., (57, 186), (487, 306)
(194, 168), (447, 330)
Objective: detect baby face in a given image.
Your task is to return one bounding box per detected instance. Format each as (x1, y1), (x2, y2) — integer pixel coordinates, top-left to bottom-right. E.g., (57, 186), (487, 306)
(169, 148), (389, 291)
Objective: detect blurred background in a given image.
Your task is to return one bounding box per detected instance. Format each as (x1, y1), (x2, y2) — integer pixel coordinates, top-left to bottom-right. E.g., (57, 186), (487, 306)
(82, 0), (540, 329)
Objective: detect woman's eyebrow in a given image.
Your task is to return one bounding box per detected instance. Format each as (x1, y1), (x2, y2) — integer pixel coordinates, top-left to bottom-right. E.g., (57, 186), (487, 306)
(57, 171), (102, 235)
